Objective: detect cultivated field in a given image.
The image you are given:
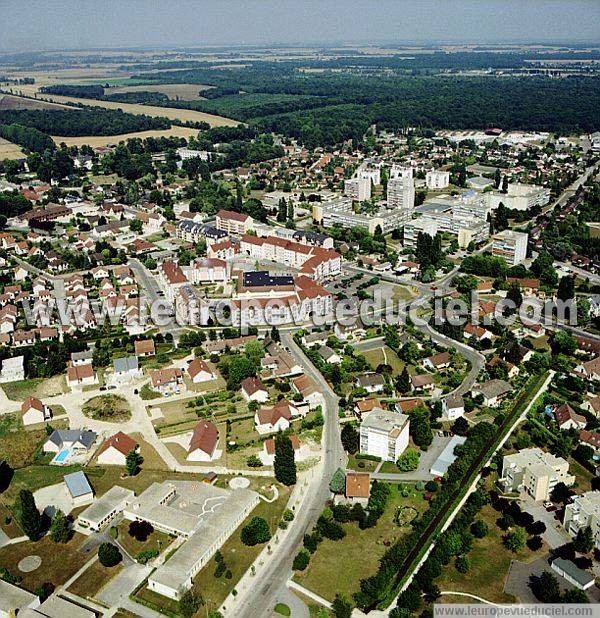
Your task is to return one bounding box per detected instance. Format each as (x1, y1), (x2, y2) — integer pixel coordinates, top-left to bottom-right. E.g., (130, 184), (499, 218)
(107, 83), (214, 100)
(0, 93), (71, 111)
(51, 124), (200, 147)
(0, 137), (24, 160)
(33, 92), (238, 126)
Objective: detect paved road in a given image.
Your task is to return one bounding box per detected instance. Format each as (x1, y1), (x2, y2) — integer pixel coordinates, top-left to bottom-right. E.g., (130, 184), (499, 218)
(234, 331), (346, 618)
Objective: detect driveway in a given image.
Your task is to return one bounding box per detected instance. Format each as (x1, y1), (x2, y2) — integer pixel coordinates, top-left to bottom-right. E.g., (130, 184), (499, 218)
(33, 482), (74, 518)
(372, 434), (455, 482)
(523, 503), (570, 549)
(97, 562), (152, 607)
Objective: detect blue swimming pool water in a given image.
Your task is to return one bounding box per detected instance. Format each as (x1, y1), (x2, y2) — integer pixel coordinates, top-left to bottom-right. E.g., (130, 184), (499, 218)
(54, 449), (71, 463)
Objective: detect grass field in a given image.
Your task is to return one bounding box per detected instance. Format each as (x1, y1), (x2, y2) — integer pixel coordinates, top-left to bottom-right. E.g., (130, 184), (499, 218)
(363, 346), (405, 376)
(51, 124), (201, 147)
(68, 559), (123, 599)
(1, 375), (68, 401)
(293, 484), (427, 601)
(83, 394), (131, 422)
(0, 415), (47, 470)
(0, 533), (88, 592)
(5, 463), (83, 501)
(0, 137), (25, 160)
(115, 520), (173, 558)
(435, 504), (548, 604)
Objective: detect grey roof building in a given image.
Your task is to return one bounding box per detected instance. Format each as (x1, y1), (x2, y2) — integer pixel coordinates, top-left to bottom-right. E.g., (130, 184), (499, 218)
(551, 558), (595, 590)
(113, 355), (139, 374)
(64, 471), (93, 499)
(46, 429), (97, 450)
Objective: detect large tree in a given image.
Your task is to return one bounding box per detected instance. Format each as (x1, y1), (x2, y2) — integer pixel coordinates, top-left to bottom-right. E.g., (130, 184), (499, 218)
(341, 424), (359, 454)
(98, 542), (122, 567)
(573, 525), (594, 554)
(274, 433), (297, 486)
(49, 510), (71, 543)
(241, 516), (271, 546)
(18, 489), (41, 540)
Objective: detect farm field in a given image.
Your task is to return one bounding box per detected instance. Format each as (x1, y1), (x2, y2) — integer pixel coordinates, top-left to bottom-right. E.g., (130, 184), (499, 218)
(0, 137), (24, 160)
(0, 94), (71, 111)
(51, 124), (200, 147)
(32, 92), (238, 126)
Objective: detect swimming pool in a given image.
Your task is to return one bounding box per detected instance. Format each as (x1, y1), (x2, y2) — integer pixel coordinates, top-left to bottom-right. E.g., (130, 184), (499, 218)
(54, 449), (71, 464)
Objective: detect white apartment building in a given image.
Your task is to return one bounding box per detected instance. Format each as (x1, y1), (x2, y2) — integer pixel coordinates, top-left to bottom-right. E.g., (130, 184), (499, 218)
(500, 447), (575, 502)
(359, 409), (410, 462)
(315, 198), (411, 234)
(403, 213), (488, 248)
(563, 491), (600, 549)
(485, 183), (551, 212)
(426, 170), (450, 190)
(492, 230), (528, 266)
(390, 164), (413, 179)
(387, 176), (415, 213)
(344, 177), (371, 201)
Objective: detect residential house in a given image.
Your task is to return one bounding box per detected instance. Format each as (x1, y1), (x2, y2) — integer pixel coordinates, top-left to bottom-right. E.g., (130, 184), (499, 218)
(472, 379), (512, 407)
(112, 356), (142, 383)
(44, 429), (98, 454)
(254, 400), (294, 435)
(356, 373), (385, 394)
(553, 403), (587, 430)
(135, 339), (156, 357)
(241, 376), (269, 403)
(334, 472), (371, 506)
(21, 396), (52, 426)
(64, 471), (94, 506)
(187, 359), (215, 383)
(423, 351), (451, 371)
(319, 345), (342, 364)
(292, 374), (324, 409)
(150, 368), (183, 395)
(96, 432), (138, 466)
(187, 421), (219, 461)
(67, 363), (96, 388)
(411, 373), (435, 392)
(442, 393), (465, 421)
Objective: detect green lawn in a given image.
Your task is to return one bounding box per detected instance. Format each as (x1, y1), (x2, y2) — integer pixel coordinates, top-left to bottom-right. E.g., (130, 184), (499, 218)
(115, 521), (173, 558)
(435, 504), (548, 604)
(274, 603), (291, 616)
(294, 484), (426, 601)
(5, 463), (83, 501)
(363, 346), (405, 376)
(346, 453), (380, 473)
(0, 533), (89, 592)
(68, 560), (123, 599)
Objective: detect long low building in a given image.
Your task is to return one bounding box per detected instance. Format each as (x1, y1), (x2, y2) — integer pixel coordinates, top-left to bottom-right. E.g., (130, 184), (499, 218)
(240, 234), (341, 281)
(141, 482), (260, 599)
(77, 485), (135, 532)
(430, 436), (467, 477)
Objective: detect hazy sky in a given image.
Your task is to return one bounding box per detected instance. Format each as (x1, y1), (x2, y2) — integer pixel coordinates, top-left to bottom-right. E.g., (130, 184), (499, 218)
(1, 0), (599, 52)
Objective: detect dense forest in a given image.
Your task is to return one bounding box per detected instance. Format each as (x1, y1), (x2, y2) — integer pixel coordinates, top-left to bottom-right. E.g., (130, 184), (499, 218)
(40, 84), (105, 98)
(124, 61), (600, 144)
(0, 108), (172, 136)
(0, 123), (55, 153)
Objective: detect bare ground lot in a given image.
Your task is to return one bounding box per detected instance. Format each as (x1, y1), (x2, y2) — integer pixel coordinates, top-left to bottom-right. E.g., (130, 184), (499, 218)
(52, 124), (200, 147)
(107, 83), (214, 100)
(0, 94), (71, 111)
(0, 137), (24, 160)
